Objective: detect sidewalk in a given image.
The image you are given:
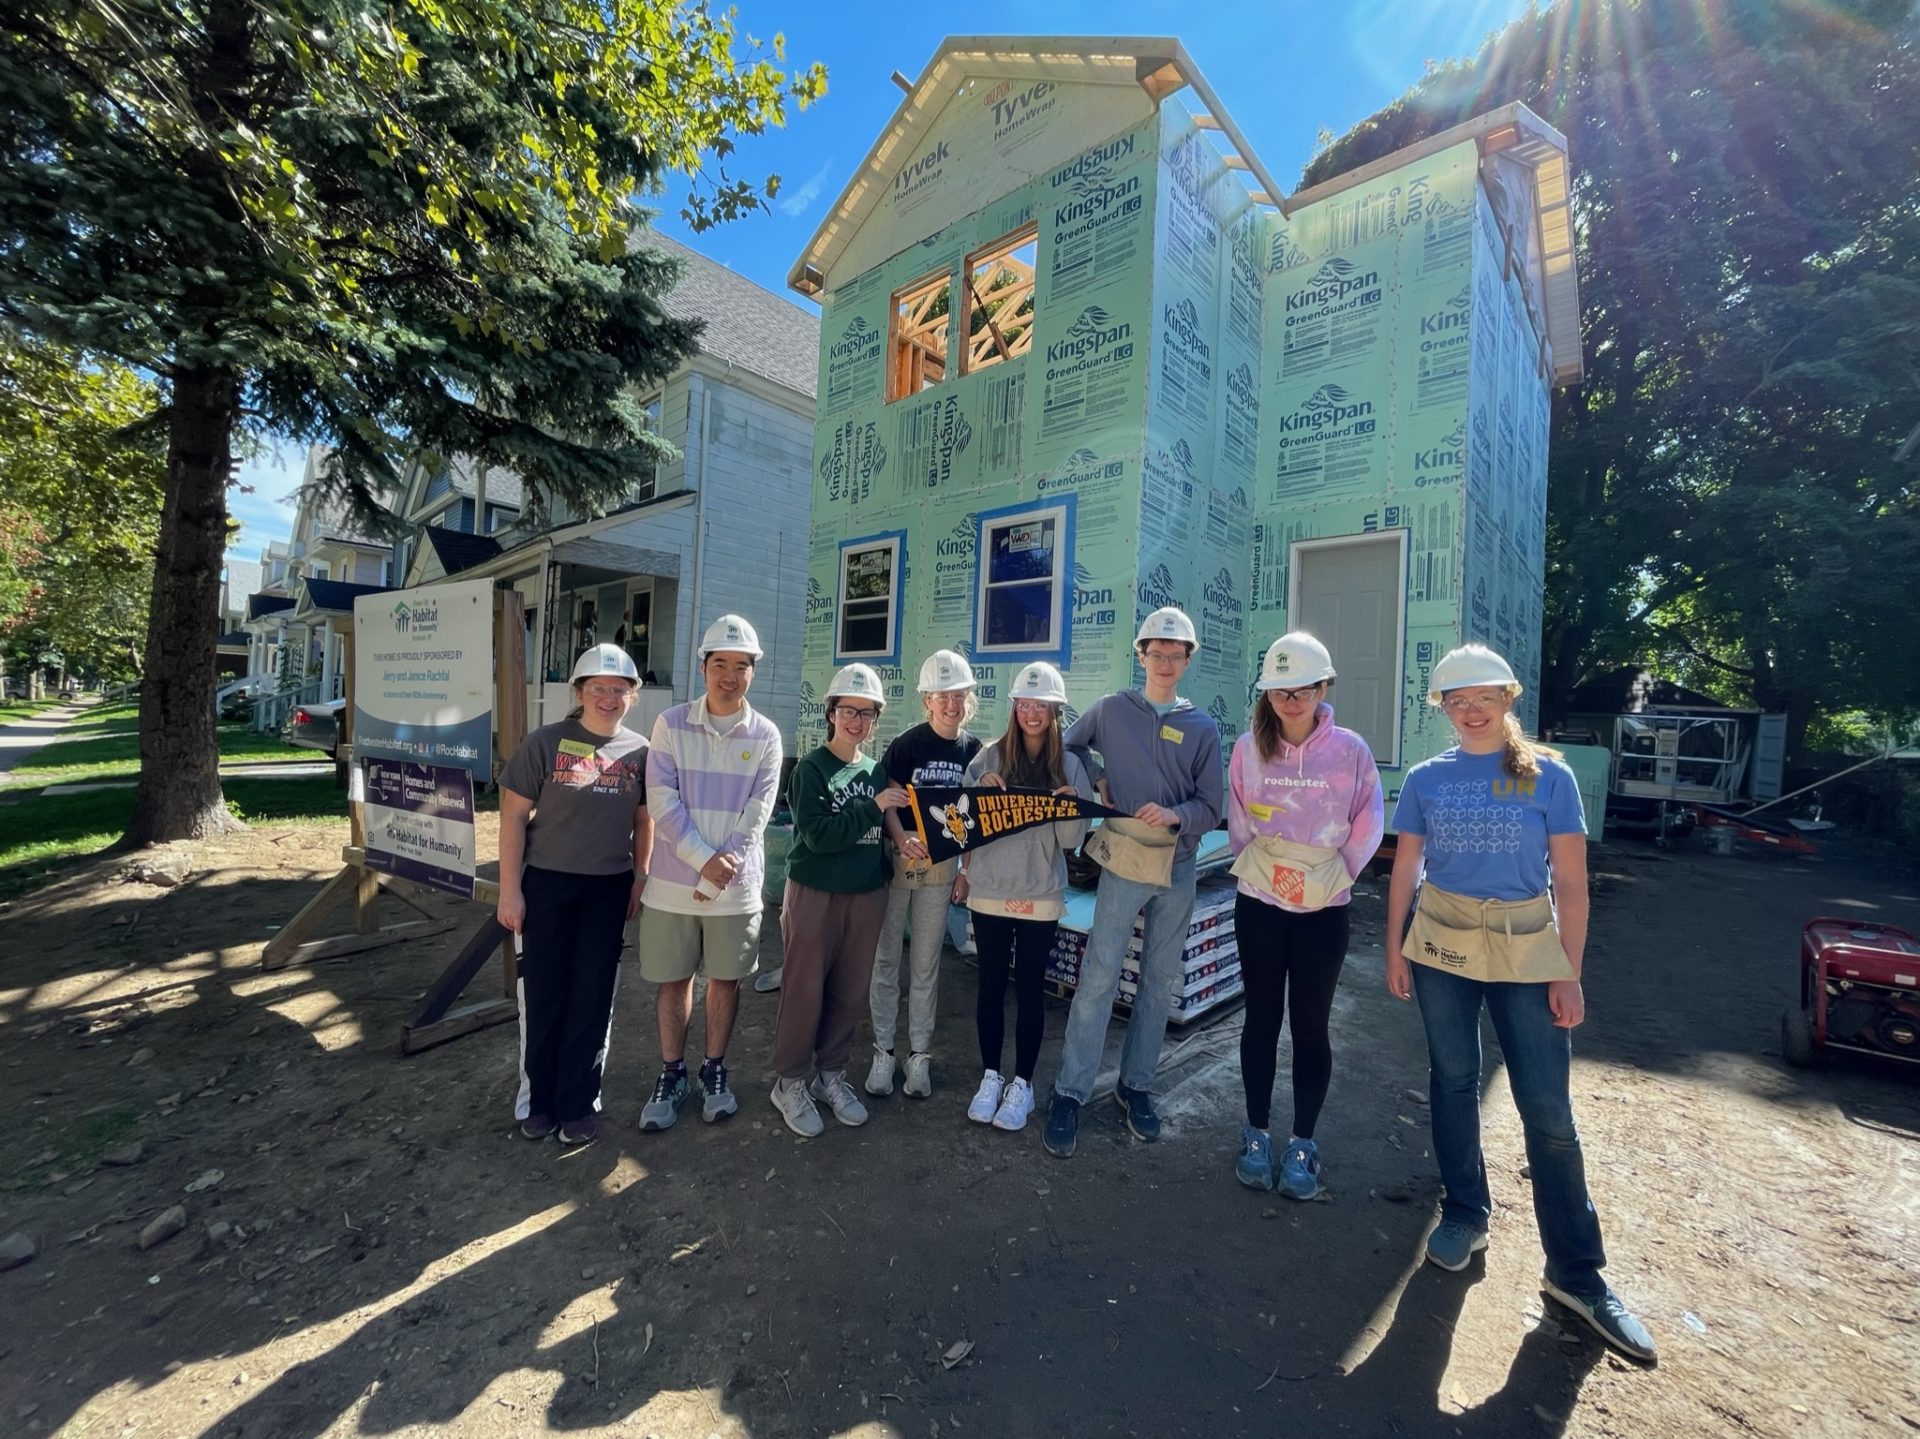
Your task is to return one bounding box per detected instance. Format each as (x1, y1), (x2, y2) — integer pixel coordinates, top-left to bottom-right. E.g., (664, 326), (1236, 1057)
(0, 701), (93, 774)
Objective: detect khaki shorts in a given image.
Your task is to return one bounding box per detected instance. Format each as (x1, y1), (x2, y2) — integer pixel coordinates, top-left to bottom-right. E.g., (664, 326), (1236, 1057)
(637, 906), (763, 984)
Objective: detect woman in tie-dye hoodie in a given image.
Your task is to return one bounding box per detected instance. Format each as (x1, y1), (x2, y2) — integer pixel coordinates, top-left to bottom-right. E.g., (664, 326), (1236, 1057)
(1225, 633), (1384, 1199)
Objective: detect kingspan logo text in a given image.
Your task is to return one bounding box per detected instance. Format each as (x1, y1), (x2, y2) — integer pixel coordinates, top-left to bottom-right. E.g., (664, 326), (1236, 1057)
(1202, 567), (1244, 615)
(831, 316), (882, 359)
(1275, 384), (1375, 435)
(1052, 134), (1136, 189)
(1163, 298), (1211, 358)
(1414, 421), (1468, 472)
(1286, 257), (1382, 313)
(1420, 287), (1471, 336)
(1046, 306), (1132, 364)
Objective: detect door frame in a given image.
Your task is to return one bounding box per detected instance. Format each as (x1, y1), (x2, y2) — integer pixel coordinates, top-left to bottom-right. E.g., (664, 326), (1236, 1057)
(1288, 528), (1409, 768)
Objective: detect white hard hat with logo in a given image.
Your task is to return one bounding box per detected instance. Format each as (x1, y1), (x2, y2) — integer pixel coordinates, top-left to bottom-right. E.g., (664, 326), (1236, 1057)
(571, 643), (639, 684)
(1255, 632), (1336, 690)
(698, 613), (764, 660)
(827, 663), (886, 706)
(1010, 662), (1069, 705)
(1135, 606), (1198, 651)
(1427, 643), (1521, 704)
(916, 649), (976, 692)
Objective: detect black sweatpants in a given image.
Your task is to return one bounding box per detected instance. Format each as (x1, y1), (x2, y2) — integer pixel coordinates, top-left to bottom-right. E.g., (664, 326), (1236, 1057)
(516, 865), (631, 1123)
(973, 912), (1055, 1082)
(1234, 894), (1350, 1136)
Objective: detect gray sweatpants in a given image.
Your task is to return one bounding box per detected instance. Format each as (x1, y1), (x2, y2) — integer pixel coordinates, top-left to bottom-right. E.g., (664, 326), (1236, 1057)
(869, 871), (953, 1053)
(773, 880), (887, 1081)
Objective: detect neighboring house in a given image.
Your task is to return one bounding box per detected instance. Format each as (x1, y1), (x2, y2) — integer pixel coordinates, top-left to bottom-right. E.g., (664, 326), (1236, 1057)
(394, 231), (820, 742)
(786, 36), (1579, 800)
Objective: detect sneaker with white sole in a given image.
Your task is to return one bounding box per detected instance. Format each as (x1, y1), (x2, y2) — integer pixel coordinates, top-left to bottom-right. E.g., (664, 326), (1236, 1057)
(1425, 1220), (1488, 1271)
(1279, 1137), (1322, 1200)
(809, 1070), (870, 1127)
(991, 1077), (1035, 1132)
(865, 1047), (896, 1097)
(966, 1070), (1005, 1124)
(903, 1051), (933, 1098)
(699, 1059), (737, 1123)
(770, 1077), (824, 1138)
(639, 1068), (690, 1132)
(1542, 1279), (1658, 1364)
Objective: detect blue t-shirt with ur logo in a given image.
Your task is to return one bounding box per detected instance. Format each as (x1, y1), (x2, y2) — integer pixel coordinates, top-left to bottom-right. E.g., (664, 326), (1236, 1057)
(1391, 747), (1586, 901)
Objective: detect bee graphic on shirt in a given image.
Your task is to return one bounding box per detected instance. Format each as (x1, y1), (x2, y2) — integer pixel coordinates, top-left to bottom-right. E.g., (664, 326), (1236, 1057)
(928, 793), (974, 852)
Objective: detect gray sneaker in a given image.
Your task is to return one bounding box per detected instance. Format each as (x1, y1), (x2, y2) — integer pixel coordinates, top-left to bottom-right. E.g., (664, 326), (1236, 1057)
(770, 1077), (824, 1138)
(752, 966), (783, 993)
(639, 1069), (690, 1131)
(810, 1070), (870, 1127)
(699, 1059), (737, 1123)
(1542, 1280), (1658, 1364)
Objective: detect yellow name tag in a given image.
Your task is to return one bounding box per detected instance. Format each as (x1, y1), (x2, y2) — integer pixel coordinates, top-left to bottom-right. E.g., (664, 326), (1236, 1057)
(557, 739), (596, 758)
(1160, 724), (1183, 743)
(1248, 801), (1275, 822)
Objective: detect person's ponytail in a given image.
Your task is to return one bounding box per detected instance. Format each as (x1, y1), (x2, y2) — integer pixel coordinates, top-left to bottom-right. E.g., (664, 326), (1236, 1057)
(1500, 709), (1561, 779)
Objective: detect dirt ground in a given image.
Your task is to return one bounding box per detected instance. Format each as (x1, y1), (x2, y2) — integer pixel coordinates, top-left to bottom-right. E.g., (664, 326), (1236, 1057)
(1, 814), (1917, 1439)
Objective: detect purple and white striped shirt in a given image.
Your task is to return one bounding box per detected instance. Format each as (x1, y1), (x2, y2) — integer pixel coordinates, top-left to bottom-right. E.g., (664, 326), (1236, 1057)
(643, 697), (783, 916)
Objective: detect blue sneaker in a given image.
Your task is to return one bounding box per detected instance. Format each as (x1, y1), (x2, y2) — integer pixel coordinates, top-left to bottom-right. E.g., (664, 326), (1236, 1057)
(1236, 1126), (1274, 1191)
(1113, 1082), (1161, 1142)
(1279, 1137), (1321, 1200)
(1542, 1280), (1658, 1364)
(1042, 1094), (1080, 1158)
(1425, 1221), (1488, 1271)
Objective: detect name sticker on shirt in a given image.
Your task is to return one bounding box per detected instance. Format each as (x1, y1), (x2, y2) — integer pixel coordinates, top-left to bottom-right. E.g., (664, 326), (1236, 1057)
(1247, 801), (1276, 822)
(1159, 725), (1184, 744)
(557, 739), (596, 758)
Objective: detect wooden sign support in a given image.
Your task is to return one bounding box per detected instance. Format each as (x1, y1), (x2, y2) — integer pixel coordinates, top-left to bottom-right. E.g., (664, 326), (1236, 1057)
(259, 590), (531, 1056)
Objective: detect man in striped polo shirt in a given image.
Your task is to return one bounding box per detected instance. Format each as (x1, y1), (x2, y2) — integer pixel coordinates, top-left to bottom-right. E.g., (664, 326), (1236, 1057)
(637, 614), (784, 1129)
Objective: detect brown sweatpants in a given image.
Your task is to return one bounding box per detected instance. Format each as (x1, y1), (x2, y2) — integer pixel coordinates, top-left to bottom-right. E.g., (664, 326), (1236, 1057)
(773, 880), (888, 1081)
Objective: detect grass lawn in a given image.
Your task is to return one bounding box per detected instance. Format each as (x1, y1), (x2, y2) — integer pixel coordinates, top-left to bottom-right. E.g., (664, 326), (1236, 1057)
(7, 722), (315, 785)
(0, 699), (64, 724)
(0, 775), (348, 901)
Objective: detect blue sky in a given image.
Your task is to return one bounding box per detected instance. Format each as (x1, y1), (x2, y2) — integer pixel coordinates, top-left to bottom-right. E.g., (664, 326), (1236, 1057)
(228, 0), (1529, 566)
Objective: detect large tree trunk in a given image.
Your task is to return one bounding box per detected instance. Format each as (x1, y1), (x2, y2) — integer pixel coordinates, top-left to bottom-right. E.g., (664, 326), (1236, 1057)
(121, 366), (243, 847)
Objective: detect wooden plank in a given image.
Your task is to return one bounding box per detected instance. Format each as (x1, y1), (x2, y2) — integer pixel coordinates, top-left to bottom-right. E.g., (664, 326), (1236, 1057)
(277, 916), (458, 967)
(493, 590), (527, 767)
(408, 914), (511, 1028)
(261, 865), (363, 969)
(402, 998), (519, 1055)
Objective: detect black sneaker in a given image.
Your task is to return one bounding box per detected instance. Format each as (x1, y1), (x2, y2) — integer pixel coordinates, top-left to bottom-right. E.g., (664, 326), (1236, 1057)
(699, 1059), (738, 1123)
(1043, 1094), (1081, 1158)
(1114, 1082), (1161, 1142)
(519, 1113), (556, 1141)
(558, 1115), (599, 1147)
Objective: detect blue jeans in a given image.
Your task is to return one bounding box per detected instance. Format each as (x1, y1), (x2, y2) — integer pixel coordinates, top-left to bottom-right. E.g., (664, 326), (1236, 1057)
(1410, 962), (1608, 1296)
(1053, 852), (1198, 1103)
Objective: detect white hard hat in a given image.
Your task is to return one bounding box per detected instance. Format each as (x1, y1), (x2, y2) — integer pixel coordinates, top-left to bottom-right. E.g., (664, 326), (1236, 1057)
(570, 643), (639, 684)
(1255, 632), (1336, 690)
(1135, 606), (1198, 651)
(827, 663), (886, 706)
(1010, 662), (1068, 705)
(917, 649), (976, 692)
(698, 613), (763, 660)
(1427, 643), (1521, 704)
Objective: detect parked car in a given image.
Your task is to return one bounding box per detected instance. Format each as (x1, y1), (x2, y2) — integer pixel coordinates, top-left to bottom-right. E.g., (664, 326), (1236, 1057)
(285, 697), (349, 784)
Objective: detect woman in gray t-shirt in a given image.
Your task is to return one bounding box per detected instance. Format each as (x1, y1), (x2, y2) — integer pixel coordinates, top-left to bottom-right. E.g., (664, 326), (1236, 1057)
(497, 644), (653, 1146)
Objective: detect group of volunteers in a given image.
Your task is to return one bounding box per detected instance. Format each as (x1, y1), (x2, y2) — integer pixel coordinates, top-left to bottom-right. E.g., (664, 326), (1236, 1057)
(493, 606), (1656, 1365)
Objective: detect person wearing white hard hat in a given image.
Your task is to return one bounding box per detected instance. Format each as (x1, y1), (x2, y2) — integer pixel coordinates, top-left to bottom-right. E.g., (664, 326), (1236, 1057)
(1043, 606), (1223, 1158)
(770, 663), (911, 1137)
(496, 644), (654, 1147)
(864, 649), (983, 1100)
(633, 615), (782, 1132)
(1226, 633), (1384, 1199)
(1383, 643), (1656, 1364)
(957, 661), (1094, 1132)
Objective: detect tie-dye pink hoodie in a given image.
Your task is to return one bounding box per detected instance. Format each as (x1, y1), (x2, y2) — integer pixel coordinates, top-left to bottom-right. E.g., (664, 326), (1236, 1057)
(1227, 702), (1385, 912)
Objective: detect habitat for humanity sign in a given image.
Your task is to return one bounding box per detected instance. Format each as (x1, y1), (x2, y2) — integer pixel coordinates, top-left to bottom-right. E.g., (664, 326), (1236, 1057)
(353, 578), (493, 777)
(362, 761), (477, 899)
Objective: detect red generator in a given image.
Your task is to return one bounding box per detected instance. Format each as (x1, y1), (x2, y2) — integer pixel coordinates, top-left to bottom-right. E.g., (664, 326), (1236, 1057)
(1783, 918), (1920, 1067)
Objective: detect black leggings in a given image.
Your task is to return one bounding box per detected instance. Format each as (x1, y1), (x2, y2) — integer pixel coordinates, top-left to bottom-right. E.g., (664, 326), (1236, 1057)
(973, 912), (1055, 1082)
(1235, 894), (1350, 1136)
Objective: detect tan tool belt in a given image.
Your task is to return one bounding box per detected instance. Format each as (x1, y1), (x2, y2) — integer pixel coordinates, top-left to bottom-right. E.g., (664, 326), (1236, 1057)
(1406, 884), (1572, 983)
(1085, 817), (1177, 889)
(1230, 836), (1353, 910)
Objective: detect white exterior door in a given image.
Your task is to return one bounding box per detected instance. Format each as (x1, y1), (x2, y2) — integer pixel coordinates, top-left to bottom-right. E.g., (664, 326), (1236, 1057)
(1291, 532), (1407, 765)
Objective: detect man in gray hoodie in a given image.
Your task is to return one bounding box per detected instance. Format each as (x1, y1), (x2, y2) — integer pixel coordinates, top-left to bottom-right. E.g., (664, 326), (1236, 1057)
(1044, 606), (1224, 1158)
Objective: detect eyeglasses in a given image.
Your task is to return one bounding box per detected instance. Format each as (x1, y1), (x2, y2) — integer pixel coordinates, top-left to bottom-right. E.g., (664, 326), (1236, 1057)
(580, 683), (633, 699)
(927, 692), (969, 706)
(1139, 648), (1188, 667)
(832, 705), (880, 723)
(1441, 692), (1507, 714)
(1270, 685), (1323, 704)
(1012, 700), (1055, 715)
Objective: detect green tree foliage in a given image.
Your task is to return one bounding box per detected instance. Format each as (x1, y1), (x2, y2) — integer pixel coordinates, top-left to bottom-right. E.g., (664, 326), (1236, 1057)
(1305, 0), (1920, 753)
(0, 0), (824, 844)
(0, 338), (165, 683)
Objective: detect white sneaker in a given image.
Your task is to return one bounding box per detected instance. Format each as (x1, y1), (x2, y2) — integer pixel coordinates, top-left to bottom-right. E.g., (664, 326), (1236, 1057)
(809, 1070), (870, 1127)
(865, 1047), (896, 1096)
(966, 1070), (1005, 1124)
(992, 1077), (1035, 1132)
(903, 1051), (933, 1099)
(770, 1077), (824, 1138)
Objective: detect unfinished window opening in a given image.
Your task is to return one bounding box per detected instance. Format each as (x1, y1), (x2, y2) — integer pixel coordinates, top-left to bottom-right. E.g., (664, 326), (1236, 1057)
(835, 531), (904, 665)
(962, 224), (1037, 375)
(973, 498), (1073, 666)
(889, 271), (951, 401)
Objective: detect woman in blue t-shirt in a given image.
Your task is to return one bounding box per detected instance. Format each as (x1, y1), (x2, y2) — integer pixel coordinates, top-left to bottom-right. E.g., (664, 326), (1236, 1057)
(1383, 644), (1656, 1366)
